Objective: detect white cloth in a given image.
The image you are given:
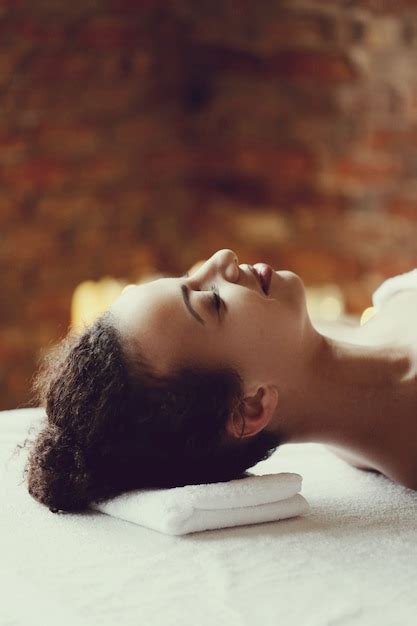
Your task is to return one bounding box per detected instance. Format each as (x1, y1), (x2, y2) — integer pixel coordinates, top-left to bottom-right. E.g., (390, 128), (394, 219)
(372, 268), (417, 312)
(3, 408), (417, 626)
(92, 472), (309, 535)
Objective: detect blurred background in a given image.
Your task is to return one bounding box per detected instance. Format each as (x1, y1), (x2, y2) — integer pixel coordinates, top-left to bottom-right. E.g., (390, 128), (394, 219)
(1, 0), (417, 410)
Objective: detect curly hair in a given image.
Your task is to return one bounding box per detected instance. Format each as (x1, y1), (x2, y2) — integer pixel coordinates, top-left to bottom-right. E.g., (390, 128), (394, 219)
(23, 310), (282, 513)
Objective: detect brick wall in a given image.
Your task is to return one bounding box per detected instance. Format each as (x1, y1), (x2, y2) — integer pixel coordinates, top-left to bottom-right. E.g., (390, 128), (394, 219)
(1, 0), (417, 409)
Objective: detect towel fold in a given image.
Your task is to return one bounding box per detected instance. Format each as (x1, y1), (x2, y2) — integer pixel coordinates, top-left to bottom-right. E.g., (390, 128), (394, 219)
(372, 268), (417, 312)
(92, 472), (309, 535)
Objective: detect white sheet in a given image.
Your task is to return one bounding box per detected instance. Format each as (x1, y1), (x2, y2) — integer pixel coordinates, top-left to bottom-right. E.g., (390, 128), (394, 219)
(2, 408), (417, 626)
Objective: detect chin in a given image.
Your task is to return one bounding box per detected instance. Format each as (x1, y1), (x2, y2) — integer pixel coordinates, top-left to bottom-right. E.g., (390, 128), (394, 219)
(271, 269), (304, 289)
(274, 269), (300, 280)
(270, 269), (306, 304)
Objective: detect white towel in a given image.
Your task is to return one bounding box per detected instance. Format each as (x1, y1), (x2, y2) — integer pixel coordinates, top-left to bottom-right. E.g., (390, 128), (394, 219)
(92, 472), (309, 535)
(372, 268), (417, 312)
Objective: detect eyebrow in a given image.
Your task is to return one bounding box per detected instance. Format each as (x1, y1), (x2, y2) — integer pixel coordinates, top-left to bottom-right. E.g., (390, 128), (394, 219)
(181, 284), (205, 326)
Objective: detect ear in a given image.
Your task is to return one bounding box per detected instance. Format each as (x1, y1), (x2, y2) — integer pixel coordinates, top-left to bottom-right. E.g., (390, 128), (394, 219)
(226, 384), (279, 440)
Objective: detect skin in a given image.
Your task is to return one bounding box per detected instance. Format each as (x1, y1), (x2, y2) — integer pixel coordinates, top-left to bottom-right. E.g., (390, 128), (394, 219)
(110, 249), (417, 491)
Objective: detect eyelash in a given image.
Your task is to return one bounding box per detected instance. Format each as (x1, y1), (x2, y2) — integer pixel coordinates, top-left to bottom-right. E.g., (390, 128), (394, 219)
(183, 272), (222, 313)
(210, 283), (222, 313)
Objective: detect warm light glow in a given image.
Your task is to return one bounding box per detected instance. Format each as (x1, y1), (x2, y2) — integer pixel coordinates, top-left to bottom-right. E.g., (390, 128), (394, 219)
(319, 295), (343, 320)
(360, 306), (376, 326)
(305, 285), (345, 321)
(70, 269), (175, 330)
(122, 283), (137, 295)
(71, 277), (126, 330)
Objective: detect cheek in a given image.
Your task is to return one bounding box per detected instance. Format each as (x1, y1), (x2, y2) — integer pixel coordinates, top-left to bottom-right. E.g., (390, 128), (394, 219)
(237, 302), (297, 353)
(218, 292), (282, 352)
(226, 307), (269, 353)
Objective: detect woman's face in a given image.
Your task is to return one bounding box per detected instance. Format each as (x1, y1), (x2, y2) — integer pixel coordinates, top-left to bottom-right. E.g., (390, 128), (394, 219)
(111, 249), (310, 392)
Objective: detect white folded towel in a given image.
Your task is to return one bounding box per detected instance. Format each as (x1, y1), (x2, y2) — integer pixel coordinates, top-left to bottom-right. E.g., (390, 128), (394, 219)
(92, 472), (309, 535)
(372, 268), (417, 312)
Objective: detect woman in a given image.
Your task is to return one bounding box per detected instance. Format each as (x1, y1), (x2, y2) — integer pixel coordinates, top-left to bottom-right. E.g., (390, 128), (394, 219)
(25, 249), (417, 513)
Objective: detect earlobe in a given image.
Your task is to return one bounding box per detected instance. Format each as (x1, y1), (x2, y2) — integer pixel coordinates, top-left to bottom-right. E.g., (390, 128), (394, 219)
(226, 385), (279, 440)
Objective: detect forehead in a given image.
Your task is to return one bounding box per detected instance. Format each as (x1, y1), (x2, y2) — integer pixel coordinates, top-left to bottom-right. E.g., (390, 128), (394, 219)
(111, 277), (184, 340)
(109, 276), (207, 375)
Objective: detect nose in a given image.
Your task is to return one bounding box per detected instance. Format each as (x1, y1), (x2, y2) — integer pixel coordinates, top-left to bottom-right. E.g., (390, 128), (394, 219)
(211, 249), (240, 281)
(192, 249), (239, 282)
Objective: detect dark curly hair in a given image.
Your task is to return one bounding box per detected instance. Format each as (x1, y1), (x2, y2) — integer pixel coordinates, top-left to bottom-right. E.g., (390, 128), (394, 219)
(23, 310), (282, 513)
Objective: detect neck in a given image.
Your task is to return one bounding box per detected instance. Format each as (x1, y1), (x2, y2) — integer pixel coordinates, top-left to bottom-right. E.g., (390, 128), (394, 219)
(272, 321), (415, 460)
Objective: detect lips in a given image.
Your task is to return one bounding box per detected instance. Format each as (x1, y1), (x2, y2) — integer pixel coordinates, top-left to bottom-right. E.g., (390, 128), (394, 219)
(253, 263), (273, 295)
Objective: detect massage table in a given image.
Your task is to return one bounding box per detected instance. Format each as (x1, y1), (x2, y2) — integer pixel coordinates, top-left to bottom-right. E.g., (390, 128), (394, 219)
(1, 407), (417, 626)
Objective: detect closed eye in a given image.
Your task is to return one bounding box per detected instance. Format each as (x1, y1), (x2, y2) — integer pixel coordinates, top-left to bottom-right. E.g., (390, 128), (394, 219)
(210, 283), (222, 314)
(181, 272), (223, 317)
